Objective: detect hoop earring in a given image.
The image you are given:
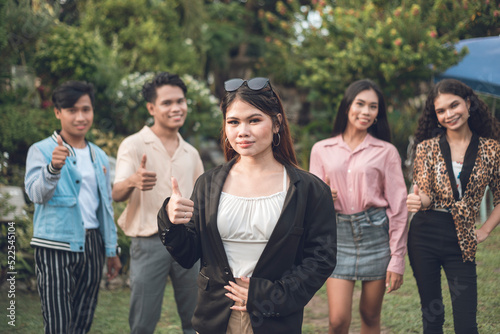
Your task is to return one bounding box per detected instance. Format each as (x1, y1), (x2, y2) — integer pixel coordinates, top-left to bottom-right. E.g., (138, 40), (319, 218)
(272, 133), (281, 147)
(373, 118), (378, 124)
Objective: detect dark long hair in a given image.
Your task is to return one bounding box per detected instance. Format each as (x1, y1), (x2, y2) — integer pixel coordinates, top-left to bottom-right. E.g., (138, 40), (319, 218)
(219, 83), (298, 167)
(414, 78), (500, 143)
(332, 79), (392, 143)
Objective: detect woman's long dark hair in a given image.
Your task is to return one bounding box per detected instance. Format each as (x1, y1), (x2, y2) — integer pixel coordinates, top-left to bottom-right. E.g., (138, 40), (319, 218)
(414, 78), (500, 144)
(220, 83), (298, 167)
(332, 79), (392, 143)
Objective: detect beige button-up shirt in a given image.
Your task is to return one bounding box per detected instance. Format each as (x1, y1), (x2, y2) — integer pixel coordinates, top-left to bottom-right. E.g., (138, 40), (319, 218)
(114, 126), (204, 237)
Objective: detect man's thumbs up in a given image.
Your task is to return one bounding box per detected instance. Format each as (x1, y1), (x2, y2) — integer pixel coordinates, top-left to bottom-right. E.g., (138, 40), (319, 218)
(171, 176), (182, 197)
(167, 177), (194, 224)
(414, 184), (419, 196)
(51, 135), (70, 170)
(134, 154), (157, 191)
(325, 175), (338, 201)
(140, 154), (147, 169)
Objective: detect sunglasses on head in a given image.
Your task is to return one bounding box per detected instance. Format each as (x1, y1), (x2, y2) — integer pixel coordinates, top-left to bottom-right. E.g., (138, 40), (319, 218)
(224, 77), (271, 92)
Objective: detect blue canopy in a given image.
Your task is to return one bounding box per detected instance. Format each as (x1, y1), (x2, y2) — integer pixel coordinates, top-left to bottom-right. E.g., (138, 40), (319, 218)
(435, 36), (500, 97)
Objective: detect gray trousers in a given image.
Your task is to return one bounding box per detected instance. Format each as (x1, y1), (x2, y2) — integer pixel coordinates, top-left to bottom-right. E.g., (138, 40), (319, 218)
(129, 235), (198, 334)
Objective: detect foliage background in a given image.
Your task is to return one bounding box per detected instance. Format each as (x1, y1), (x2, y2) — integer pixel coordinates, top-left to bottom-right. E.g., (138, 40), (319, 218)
(1, 0), (499, 318)
(2, 0), (499, 170)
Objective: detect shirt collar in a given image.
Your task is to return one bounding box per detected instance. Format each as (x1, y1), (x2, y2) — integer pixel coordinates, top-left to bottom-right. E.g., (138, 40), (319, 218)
(322, 133), (384, 151)
(359, 133), (385, 148)
(139, 126), (188, 153)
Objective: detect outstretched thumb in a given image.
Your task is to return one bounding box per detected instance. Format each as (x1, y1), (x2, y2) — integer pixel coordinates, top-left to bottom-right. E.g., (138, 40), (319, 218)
(325, 175), (331, 188)
(140, 154), (147, 169)
(57, 135), (64, 147)
(171, 177), (182, 197)
(413, 184), (419, 196)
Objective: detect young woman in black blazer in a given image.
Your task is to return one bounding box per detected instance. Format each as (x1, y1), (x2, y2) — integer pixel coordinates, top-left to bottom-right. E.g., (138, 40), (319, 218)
(157, 78), (337, 334)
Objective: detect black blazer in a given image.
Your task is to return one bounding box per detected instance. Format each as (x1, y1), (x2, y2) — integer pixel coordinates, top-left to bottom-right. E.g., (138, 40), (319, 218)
(158, 159), (337, 334)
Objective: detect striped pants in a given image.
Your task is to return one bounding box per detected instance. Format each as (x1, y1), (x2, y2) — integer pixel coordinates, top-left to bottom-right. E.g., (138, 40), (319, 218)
(34, 229), (105, 334)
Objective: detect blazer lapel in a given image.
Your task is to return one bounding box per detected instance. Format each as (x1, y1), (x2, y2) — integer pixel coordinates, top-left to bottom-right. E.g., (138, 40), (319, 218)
(439, 133), (480, 201)
(253, 164), (300, 275)
(459, 133), (479, 197)
(206, 159), (236, 272)
(439, 134), (460, 201)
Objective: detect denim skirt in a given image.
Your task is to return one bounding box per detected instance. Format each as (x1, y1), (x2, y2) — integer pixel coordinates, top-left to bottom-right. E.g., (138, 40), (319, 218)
(331, 207), (390, 281)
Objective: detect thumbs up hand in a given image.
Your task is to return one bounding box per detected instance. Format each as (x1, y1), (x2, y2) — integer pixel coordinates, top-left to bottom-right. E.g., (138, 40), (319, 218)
(140, 154), (147, 169)
(167, 177), (194, 224)
(407, 184), (422, 212)
(133, 154), (157, 191)
(325, 175), (338, 202)
(51, 135), (70, 170)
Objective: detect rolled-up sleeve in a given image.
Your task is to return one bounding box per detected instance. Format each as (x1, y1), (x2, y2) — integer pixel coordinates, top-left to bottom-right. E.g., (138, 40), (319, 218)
(113, 138), (138, 184)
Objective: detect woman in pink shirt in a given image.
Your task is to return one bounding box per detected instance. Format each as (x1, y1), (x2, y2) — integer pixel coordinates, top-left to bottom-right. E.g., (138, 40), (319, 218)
(310, 79), (408, 334)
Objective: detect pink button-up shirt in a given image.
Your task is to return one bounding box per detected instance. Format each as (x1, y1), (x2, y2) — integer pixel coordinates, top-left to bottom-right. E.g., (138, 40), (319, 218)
(309, 134), (408, 275)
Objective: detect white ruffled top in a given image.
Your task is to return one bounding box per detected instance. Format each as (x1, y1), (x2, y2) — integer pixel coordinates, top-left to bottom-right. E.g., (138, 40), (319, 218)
(217, 168), (287, 278)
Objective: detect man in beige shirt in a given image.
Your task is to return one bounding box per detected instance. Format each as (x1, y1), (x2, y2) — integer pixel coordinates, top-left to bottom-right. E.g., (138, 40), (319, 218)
(112, 72), (203, 334)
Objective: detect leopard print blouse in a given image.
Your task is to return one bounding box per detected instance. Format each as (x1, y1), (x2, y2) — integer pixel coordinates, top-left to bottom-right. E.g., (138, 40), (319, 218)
(413, 134), (500, 262)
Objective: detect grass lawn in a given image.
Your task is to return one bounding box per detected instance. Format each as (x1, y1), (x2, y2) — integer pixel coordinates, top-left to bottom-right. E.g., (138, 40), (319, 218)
(381, 224), (500, 334)
(1, 228), (498, 333)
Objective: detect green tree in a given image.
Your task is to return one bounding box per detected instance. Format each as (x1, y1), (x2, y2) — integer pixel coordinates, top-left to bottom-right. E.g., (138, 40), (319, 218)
(33, 23), (124, 133)
(256, 0), (499, 166)
(202, 0), (312, 97)
(0, 0), (7, 62)
(0, 94), (59, 184)
(431, 0), (500, 39)
(34, 25), (106, 86)
(79, 0), (202, 75)
(0, 0), (55, 84)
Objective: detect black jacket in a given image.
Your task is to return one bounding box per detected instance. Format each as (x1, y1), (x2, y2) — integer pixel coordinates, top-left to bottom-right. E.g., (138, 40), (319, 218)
(157, 159), (337, 334)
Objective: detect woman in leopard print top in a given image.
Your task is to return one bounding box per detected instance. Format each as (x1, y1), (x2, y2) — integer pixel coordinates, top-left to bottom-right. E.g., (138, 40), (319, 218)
(406, 79), (500, 334)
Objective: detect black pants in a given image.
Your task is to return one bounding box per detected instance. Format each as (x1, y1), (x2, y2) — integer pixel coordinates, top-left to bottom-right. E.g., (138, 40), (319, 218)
(35, 229), (105, 334)
(408, 210), (478, 334)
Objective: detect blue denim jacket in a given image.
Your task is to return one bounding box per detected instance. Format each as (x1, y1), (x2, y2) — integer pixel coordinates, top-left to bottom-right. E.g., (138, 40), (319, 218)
(25, 132), (117, 257)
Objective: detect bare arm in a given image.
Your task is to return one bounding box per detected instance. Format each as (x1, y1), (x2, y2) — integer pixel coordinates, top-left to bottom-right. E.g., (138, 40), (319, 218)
(112, 177), (139, 202)
(476, 203), (500, 243)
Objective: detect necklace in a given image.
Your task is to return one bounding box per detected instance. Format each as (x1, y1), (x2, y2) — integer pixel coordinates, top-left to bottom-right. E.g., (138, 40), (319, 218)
(448, 139), (470, 164)
(446, 133), (472, 164)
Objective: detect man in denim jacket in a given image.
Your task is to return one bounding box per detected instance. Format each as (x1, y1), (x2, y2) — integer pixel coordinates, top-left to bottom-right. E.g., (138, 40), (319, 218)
(24, 81), (121, 334)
